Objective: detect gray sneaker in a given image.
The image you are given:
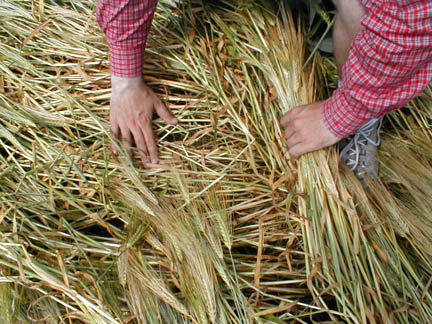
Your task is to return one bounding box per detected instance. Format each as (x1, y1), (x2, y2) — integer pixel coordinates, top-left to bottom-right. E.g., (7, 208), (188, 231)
(339, 118), (383, 185)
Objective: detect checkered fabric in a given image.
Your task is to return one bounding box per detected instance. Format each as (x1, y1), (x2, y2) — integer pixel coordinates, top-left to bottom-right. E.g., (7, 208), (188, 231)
(96, 0), (432, 137)
(96, 0), (158, 77)
(323, 0), (432, 138)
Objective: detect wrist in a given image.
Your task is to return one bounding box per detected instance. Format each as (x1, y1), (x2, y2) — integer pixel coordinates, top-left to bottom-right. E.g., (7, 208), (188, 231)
(111, 75), (143, 94)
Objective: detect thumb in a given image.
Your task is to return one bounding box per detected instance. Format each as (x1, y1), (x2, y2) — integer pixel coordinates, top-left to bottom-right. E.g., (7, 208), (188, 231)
(155, 100), (178, 125)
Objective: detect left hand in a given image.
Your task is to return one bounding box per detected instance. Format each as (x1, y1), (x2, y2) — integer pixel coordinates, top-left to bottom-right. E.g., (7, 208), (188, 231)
(110, 76), (178, 165)
(280, 101), (340, 159)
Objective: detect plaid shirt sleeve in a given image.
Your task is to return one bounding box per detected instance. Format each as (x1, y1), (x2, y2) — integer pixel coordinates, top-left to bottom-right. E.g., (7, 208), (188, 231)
(323, 0), (432, 138)
(96, 0), (158, 77)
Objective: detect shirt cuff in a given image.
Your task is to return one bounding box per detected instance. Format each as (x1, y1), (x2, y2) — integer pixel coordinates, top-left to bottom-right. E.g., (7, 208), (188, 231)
(108, 44), (144, 78)
(322, 87), (374, 139)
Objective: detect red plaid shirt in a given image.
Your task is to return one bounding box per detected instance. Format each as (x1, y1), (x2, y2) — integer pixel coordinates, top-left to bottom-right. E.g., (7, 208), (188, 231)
(96, 0), (432, 138)
(323, 0), (432, 137)
(96, 0), (158, 77)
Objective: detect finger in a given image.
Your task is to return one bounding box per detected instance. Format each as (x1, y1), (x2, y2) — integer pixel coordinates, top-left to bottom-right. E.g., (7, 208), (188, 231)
(139, 116), (159, 164)
(285, 132), (302, 150)
(154, 99), (178, 125)
(288, 143), (312, 159)
(288, 145), (301, 159)
(130, 125), (150, 164)
(283, 123), (296, 140)
(280, 110), (292, 127)
(110, 123), (120, 155)
(289, 142), (314, 159)
(280, 106), (304, 127)
(111, 143), (118, 156)
(144, 129), (158, 164)
(289, 139), (321, 159)
(120, 126), (133, 158)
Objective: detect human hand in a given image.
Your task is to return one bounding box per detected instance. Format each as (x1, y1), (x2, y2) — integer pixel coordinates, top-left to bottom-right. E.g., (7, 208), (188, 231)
(110, 76), (178, 164)
(280, 101), (340, 159)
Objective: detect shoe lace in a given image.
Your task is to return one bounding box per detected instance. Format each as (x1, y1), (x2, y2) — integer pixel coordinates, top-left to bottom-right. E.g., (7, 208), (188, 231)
(340, 118), (383, 171)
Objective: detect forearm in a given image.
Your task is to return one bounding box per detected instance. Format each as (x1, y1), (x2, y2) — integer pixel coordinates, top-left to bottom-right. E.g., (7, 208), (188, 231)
(96, 0), (158, 77)
(324, 0), (432, 138)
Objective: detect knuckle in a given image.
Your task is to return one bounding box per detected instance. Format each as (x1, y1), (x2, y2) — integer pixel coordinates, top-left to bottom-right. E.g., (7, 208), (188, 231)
(292, 106), (302, 114)
(109, 110), (120, 121)
(284, 111), (292, 119)
(286, 138), (296, 149)
(292, 118), (302, 129)
(298, 127), (308, 137)
(122, 136), (132, 145)
(138, 113), (152, 125)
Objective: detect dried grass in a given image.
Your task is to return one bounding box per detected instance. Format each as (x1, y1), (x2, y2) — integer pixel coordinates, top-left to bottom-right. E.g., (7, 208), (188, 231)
(0, 0), (431, 323)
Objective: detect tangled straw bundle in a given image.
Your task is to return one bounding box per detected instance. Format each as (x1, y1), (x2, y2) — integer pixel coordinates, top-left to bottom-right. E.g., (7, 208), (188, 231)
(0, 0), (431, 323)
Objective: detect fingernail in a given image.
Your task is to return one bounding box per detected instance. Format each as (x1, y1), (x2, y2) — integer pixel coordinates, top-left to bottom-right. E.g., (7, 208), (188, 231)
(111, 145), (118, 155)
(170, 118), (178, 124)
(152, 159), (159, 164)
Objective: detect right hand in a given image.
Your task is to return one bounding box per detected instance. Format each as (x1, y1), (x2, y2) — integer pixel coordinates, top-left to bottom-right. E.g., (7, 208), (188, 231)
(110, 76), (178, 164)
(280, 101), (340, 158)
